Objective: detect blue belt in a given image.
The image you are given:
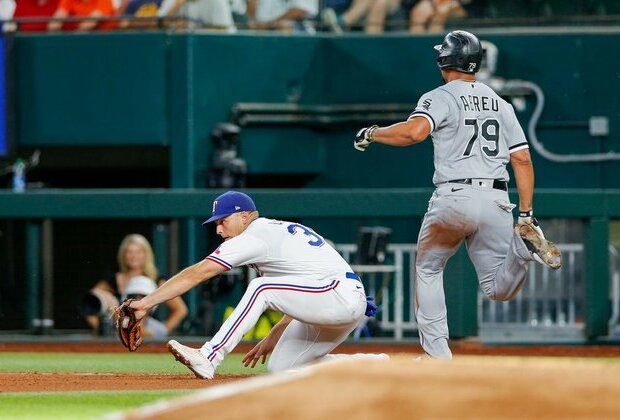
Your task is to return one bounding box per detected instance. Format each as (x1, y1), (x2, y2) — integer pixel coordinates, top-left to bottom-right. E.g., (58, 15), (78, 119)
(346, 272), (361, 281)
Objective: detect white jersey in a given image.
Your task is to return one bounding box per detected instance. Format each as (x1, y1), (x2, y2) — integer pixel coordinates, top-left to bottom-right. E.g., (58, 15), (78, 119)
(255, 0), (318, 22)
(206, 217), (352, 279)
(409, 80), (528, 185)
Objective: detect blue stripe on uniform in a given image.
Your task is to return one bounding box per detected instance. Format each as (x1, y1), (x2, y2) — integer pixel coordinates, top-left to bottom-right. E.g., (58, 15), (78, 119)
(346, 272), (361, 281)
(208, 279), (339, 361)
(206, 255), (233, 269)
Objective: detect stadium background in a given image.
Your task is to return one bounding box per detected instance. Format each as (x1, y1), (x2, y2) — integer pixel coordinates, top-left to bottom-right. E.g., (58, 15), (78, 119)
(1, 1), (619, 346)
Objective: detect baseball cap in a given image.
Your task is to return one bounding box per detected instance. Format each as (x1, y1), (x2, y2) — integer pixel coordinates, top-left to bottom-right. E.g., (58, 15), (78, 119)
(203, 191), (257, 224)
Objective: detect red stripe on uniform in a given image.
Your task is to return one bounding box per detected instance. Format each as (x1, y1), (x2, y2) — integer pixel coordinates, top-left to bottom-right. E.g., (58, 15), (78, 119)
(206, 256), (231, 270)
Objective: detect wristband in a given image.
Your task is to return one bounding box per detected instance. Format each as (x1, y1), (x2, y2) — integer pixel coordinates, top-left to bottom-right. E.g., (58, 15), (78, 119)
(367, 125), (379, 142)
(519, 210), (533, 218)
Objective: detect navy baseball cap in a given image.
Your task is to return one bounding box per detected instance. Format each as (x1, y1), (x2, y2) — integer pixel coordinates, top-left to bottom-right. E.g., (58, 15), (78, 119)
(203, 191), (257, 224)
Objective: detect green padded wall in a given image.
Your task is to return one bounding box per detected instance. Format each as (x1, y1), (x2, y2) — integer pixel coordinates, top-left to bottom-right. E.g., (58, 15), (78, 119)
(13, 31), (620, 188)
(15, 33), (169, 146)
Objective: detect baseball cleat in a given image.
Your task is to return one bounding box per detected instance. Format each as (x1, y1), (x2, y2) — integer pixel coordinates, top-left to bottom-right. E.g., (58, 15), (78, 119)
(516, 223), (562, 269)
(167, 340), (215, 379)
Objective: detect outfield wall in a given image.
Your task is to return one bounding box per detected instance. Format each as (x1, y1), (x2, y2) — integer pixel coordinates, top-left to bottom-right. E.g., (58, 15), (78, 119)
(13, 31), (620, 189)
(3, 29), (620, 341)
(0, 188), (616, 341)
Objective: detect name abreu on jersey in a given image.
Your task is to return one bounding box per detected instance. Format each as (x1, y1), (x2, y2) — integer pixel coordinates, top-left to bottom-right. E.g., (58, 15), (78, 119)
(459, 95), (499, 112)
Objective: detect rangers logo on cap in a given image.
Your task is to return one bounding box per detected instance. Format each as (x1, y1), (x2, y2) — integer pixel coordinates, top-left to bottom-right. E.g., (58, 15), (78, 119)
(203, 191), (257, 225)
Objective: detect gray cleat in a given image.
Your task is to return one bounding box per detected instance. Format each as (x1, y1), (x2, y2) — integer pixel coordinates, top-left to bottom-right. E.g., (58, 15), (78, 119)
(516, 223), (562, 269)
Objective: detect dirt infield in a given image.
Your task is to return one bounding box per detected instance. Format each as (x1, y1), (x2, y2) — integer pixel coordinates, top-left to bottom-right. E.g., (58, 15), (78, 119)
(0, 373), (244, 393)
(124, 357), (620, 419)
(2, 341), (620, 395)
(3, 340), (620, 357)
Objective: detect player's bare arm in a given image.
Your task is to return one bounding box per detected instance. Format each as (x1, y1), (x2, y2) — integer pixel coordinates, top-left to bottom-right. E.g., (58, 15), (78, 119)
(131, 259), (226, 317)
(354, 117), (431, 151)
(243, 315), (294, 368)
(163, 296), (189, 333)
(510, 148), (534, 212)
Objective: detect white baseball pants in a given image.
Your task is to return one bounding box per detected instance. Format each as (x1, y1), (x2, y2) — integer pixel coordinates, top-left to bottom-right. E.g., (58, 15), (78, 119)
(201, 272), (367, 371)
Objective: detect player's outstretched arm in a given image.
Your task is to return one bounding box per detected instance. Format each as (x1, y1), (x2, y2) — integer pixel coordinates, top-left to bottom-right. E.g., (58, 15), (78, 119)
(354, 117), (431, 151)
(510, 148), (534, 213)
(132, 259), (226, 315)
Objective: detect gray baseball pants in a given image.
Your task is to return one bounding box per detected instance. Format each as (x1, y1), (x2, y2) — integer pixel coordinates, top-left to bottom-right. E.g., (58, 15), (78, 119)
(415, 180), (532, 359)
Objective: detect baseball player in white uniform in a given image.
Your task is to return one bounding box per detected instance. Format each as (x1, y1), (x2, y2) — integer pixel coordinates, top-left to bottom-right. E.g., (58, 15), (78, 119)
(129, 191), (385, 378)
(354, 30), (561, 359)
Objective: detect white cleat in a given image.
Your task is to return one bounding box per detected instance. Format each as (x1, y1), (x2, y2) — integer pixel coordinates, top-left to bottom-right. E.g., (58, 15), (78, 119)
(167, 340), (215, 380)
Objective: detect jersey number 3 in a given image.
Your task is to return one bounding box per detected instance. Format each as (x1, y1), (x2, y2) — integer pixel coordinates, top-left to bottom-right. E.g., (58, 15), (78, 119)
(287, 223), (325, 247)
(463, 118), (500, 157)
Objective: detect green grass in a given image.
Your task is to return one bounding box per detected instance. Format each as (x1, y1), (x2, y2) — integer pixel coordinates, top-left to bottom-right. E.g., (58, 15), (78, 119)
(0, 351), (267, 419)
(0, 352), (267, 375)
(0, 390), (188, 419)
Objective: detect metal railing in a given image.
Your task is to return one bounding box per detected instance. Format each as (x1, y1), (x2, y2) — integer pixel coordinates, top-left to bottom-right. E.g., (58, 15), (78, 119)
(607, 245), (620, 335)
(8, 12), (620, 34)
(478, 243), (620, 342)
(478, 244), (582, 342)
(336, 242), (620, 342)
(336, 243), (417, 340)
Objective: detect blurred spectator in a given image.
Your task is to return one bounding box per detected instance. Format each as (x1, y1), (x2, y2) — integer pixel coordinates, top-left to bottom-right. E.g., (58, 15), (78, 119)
(121, 275), (170, 339)
(13, 0), (59, 32)
(321, 0), (402, 34)
(0, 0), (15, 20)
(246, 0), (318, 33)
(408, 0), (467, 33)
(168, 0), (235, 31)
(117, 0), (177, 29)
(0, 0), (15, 31)
(48, 0), (118, 31)
(81, 233), (188, 336)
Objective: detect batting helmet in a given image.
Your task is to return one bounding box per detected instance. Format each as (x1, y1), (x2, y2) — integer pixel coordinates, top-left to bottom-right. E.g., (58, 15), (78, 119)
(434, 30), (482, 74)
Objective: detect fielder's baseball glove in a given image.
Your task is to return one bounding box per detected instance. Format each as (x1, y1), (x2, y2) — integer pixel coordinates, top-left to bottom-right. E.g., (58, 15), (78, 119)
(113, 299), (144, 352)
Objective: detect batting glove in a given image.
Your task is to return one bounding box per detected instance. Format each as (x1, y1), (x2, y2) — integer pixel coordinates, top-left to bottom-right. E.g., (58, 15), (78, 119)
(354, 125), (378, 152)
(518, 210), (546, 240)
(365, 296), (378, 317)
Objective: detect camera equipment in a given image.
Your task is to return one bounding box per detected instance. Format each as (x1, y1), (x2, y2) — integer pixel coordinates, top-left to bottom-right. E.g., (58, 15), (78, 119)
(208, 123), (247, 188)
(355, 226), (392, 265)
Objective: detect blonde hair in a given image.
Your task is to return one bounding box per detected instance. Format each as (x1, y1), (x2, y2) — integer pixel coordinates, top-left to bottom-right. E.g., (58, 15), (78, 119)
(117, 234), (158, 280)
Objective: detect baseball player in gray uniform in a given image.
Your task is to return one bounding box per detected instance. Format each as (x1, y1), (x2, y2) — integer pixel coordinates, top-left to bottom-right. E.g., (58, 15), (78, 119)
(354, 30), (561, 359)
(128, 191), (386, 378)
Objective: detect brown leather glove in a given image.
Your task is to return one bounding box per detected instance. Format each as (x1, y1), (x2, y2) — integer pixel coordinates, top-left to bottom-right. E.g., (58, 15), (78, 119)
(113, 299), (144, 352)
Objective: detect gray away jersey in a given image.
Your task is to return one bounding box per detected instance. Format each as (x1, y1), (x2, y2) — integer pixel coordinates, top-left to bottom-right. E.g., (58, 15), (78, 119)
(409, 80), (529, 185)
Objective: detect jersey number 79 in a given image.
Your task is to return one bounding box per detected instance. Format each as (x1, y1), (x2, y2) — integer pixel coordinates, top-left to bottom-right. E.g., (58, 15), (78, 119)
(463, 118), (500, 157)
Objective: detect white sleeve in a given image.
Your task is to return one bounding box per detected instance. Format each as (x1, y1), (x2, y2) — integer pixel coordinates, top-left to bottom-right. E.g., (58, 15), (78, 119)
(504, 103), (529, 153)
(203, 0), (234, 27)
(0, 0), (15, 20)
(205, 234), (268, 270)
(408, 89), (451, 133)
